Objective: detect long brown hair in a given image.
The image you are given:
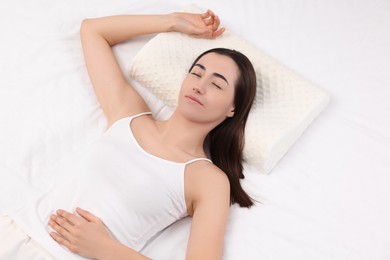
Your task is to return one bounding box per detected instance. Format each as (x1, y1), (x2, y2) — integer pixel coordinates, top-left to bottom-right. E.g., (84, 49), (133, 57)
(189, 48), (257, 208)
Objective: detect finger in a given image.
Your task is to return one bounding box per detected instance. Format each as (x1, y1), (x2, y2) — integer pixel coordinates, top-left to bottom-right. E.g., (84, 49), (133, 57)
(76, 207), (101, 223)
(207, 9), (215, 17)
(204, 17), (213, 26)
(200, 11), (210, 19)
(205, 9), (216, 23)
(50, 231), (72, 247)
(49, 218), (73, 241)
(50, 214), (74, 233)
(211, 27), (225, 39)
(203, 13), (215, 26)
(212, 15), (220, 31)
(57, 209), (82, 226)
(50, 232), (79, 254)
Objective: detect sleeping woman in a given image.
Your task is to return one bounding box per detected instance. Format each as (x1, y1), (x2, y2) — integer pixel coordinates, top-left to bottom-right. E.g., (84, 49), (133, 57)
(1, 9), (257, 259)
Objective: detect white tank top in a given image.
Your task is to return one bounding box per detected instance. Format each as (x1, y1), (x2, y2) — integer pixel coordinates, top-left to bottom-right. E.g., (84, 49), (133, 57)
(9, 112), (212, 259)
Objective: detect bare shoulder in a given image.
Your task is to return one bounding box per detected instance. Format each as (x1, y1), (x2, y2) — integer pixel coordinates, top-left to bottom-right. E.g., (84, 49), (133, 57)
(185, 161), (230, 215)
(187, 161), (230, 190)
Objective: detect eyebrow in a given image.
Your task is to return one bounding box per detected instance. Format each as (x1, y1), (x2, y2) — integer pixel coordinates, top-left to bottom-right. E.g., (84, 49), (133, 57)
(193, 63), (229, 85)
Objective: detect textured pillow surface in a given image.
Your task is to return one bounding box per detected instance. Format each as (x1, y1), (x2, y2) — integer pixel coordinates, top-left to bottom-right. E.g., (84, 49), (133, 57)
(129, 5), (329, 174)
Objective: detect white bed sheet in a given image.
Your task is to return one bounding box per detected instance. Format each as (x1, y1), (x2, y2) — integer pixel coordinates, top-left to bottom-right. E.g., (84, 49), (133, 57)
(1, 0), (390, 259)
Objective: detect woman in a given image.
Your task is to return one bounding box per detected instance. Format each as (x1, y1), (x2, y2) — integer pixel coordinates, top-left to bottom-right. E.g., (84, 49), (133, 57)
(3, 9), (256, 260)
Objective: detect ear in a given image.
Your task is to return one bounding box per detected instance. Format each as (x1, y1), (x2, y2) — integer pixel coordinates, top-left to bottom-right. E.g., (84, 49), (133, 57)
(226, 107), (235, 118)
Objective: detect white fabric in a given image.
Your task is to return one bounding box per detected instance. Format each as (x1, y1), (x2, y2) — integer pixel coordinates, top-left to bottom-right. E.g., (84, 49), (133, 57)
(1, 1), (390, 259)
(6, 113), (200, 259)
(129, 4), (330, 174)
(0, 216), (55, 260)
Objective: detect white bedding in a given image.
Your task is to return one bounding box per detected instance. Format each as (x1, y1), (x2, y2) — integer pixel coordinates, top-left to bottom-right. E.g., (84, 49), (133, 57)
(1, 0), (390, 259)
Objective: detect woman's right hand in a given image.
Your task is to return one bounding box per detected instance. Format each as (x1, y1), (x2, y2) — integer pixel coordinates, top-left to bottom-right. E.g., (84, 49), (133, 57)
(49, 208), (113, 259)
(49, 208), (151, 259)
(171, 9), (225, 39)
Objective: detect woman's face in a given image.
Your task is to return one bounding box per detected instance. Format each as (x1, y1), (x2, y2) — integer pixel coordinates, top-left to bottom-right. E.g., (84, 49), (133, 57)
(178, 52), (238, 125)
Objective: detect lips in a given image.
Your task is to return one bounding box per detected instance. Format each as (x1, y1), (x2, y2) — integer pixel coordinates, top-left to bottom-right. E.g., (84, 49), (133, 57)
(185, 95), (203, 106)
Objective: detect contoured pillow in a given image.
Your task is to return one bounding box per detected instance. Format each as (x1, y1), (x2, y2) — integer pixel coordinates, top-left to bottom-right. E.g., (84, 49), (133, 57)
(129, 4), (329, 174)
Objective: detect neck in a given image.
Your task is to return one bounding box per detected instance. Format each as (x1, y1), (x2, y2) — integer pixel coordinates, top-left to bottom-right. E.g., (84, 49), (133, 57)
(155, 110), (216, 156)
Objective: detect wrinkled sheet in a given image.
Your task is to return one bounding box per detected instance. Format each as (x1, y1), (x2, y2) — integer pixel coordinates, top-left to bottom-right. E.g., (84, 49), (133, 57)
(1, 0), (389, 259)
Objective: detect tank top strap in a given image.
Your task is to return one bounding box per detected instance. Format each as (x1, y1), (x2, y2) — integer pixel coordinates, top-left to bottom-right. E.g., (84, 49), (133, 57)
(129, 112), (212, 166)
(130, 111), (153, 121)
(184, 158), (213, 165)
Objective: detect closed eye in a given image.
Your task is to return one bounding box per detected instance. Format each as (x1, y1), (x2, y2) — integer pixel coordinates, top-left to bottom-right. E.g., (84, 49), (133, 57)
(212, 83), (222, 89)
(191, 72), (201, 77)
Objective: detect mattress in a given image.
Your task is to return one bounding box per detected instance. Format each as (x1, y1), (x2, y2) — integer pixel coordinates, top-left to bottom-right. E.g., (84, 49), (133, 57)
(1, 0), (389, 259)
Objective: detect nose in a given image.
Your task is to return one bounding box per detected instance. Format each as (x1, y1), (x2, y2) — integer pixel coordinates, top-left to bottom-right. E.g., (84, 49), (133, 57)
(193, 85), (205, 95)
(192, 77), (207, 94)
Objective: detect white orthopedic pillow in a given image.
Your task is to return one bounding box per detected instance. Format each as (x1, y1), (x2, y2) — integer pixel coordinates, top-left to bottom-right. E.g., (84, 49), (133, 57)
(129, 4), (329, 174)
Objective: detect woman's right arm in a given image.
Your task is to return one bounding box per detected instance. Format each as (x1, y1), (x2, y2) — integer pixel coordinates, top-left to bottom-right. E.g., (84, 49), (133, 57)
(80, 15), (173, 127)
(80, 11), (224, 128)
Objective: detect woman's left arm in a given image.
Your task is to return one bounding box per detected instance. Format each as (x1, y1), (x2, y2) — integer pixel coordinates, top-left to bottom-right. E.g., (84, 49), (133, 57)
(49, 167), (230, 260)
(185, 166), (231, 260)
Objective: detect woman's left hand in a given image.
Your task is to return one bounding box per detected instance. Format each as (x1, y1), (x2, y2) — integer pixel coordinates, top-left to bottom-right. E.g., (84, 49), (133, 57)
(49, 207), (112, 259)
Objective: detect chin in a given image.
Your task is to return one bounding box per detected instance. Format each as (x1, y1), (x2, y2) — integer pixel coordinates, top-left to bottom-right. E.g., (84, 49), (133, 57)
(177, 105), (203, 122)
(178, 105), (225, 126)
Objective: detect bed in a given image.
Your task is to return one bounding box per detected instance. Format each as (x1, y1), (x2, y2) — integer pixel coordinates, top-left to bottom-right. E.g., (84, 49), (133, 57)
(1, 0), (390, 259)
